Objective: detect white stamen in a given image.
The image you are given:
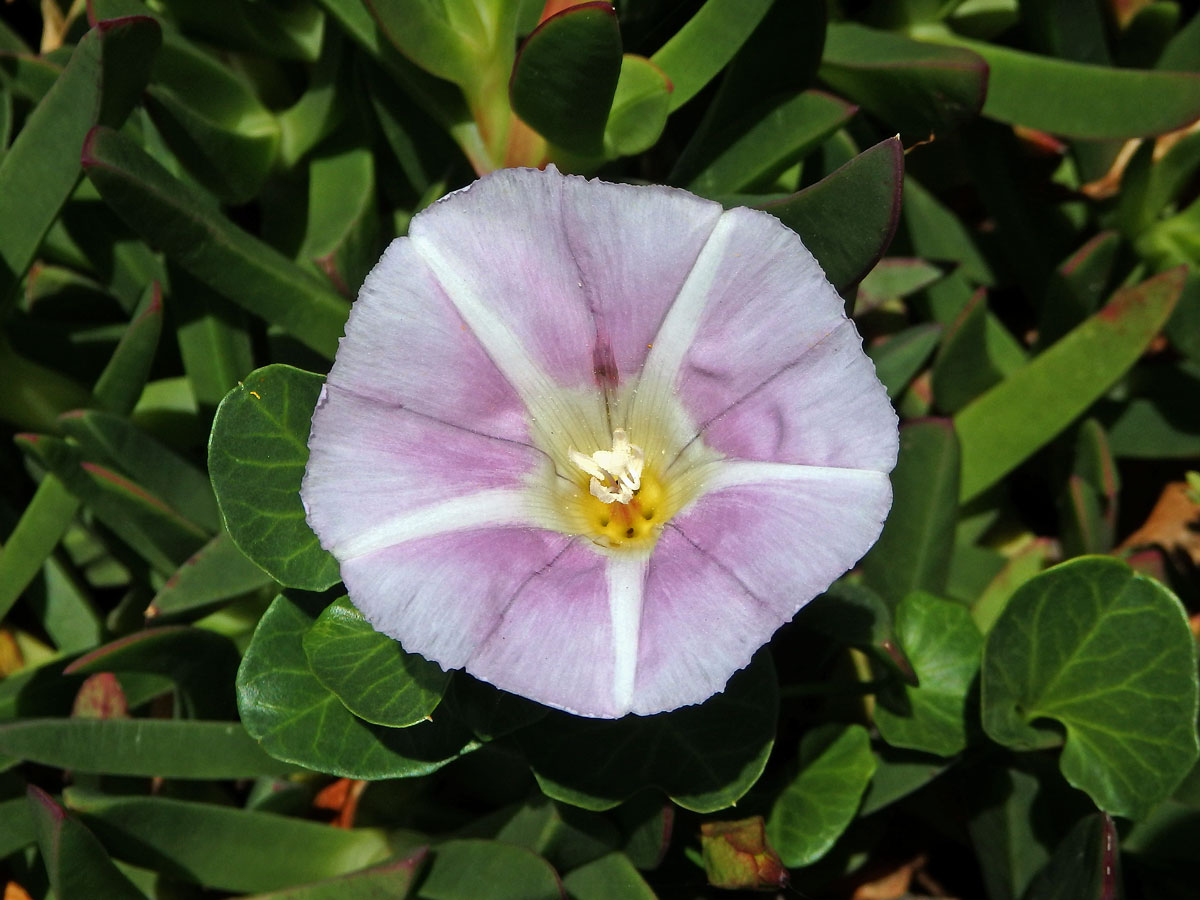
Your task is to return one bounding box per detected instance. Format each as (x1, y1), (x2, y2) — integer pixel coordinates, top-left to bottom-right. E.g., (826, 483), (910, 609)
(569, 428), (644, 504)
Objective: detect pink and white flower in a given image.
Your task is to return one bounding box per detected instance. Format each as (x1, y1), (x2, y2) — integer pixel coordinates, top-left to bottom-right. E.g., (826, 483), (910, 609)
(301, 166), (898, 719)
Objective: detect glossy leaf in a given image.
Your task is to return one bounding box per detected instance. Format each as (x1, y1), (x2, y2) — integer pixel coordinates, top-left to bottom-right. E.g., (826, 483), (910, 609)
(240, 850), (429, 900)
(858, 746), (947, 816)
(651, 0), (773, 112)
(766, 724), (877, 867)
(300, 145), (379, 296)
(685, 90), (855, 196)
(27, 786), (145, 900)
(148, 530), (274, 619)
(955, 268), (1185, 501)
(511, 3), (622, 157)
(65, 788), (392, 894)
(416, 839), (563, 900)
(761, 136), (903, 291)
(562, 852), (656, 900)
(208, 365), (340, 590)
(65, 625), (240, 718)
(603, 54), (671, 158)
(859, 420), (959, 606)
(874, 591), (983, 757)
(58, 407), (220, 532)
(982, 557), (1200, 819)
(303, 596), (450, 727)
(953, 36), (1200, 138)
(237, 594), (473, 778)
(519, 653), (777, 813)
(145, 37), (280, 203)
(91, 282), (163, 416)
(0, 719), (298, 778)
(18, 434), (207, 575)
(365, 0), (475, 86)
(820, 24), (986, 137)
(866, 323), (942, 399)
(0, 16), (160, 303)
(1024, 813), (1121, 900)
(0, 475), (78, 622)
(82, 126), (349, 359)
(931, 288), (1027, 414)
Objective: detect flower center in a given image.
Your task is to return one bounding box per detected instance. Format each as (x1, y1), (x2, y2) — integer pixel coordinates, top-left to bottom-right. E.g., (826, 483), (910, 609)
(568, 430), (668, 549)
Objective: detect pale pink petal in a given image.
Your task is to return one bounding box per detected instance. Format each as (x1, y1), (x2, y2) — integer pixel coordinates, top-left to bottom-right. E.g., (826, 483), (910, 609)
(631, 462), (892, 713)
(343, 531), (634, 718)
(303, 383), (550, 559)
(409, 167), (723, 393)
(642, 204), (897, 471)
(325, 238), (529, 444)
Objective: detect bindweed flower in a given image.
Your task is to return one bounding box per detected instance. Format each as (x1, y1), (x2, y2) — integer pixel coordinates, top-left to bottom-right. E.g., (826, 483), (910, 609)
(301, 166), (898, 719)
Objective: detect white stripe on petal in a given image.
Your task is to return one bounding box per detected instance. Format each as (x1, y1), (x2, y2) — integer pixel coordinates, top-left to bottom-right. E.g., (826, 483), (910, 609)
(410, 232), (603, 458)
(336, 487), (542, 561)
(698, 459), (893, 495)
(607, 551), (650, 714)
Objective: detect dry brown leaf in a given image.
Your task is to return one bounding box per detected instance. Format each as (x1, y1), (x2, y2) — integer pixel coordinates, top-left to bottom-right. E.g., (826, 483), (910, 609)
(313, 778), (367, 829)
(5, 882), (34, 900)
(1117, 481), (1200, 566)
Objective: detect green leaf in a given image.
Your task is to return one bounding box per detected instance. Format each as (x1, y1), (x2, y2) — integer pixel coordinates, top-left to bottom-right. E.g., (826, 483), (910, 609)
(415, 839), (563, 900)
(955, 268), (1185, 501)
(58, 407), (220, 532)
(18, 434), (208, 575)
(1037, 231), (1121, 351)
(981, 557), (1200, 820)
(170, 266), (255, 410)
(766, 723), (877, 867)
(684, 90), (855, 196)
(91, 282), (163, 416)
(300, 144), (380, 296)
(971, 537), (1053, 634)
(651, 0), (774, 112)
(874, 591), (983, 757)
(859, 420), (960, 606)
(511, 3), (622, 158)
(0, 16), (161, 304)
(1024, 813), (1120, 900)
(365, 0), (476, 86)
(65, 788), (392, 894)
(303, 596), (450, 727)
(562, 852), (656, 900)
(761, 136), (903, 292)
(519, 653), (777, 813)
(239, 851), (429, 900)
(949, 35), (1200, 138)
(492, 796), (617, 872)
(82, 126), (349, 359)
(866, 323), (942, 399)
(147, 530), (274, 619)
(0, 795), (35, 858)
(208, 365), (340, 591)
(820, 24), (986, 137)
(858, 746), (948, 816)
(237, 594), (473, 779)
(0, 719), (298, 778)
(931, 288), (1027, 414)
(27, 786), (146, 900)
(0, 474), (79, 622)
(64, 624), (240, 718)
(856, 257), (944, 313)
(1103, 361), (1200, 459)
(603, 54), (671, 158)
(145, 39), (280, 204)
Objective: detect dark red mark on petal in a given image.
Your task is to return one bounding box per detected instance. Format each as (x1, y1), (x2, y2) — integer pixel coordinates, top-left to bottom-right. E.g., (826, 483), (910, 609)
(593, 330), (618, 389)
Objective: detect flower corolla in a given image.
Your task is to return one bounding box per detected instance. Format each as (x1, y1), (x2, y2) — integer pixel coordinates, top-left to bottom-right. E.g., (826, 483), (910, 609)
(301, 166), (898, 718)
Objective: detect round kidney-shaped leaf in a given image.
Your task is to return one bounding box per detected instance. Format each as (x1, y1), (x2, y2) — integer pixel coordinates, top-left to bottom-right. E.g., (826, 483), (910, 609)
(981, 556), (1199, 820)
(303, 596), (451, 728)
(209, 365), (341, 591)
